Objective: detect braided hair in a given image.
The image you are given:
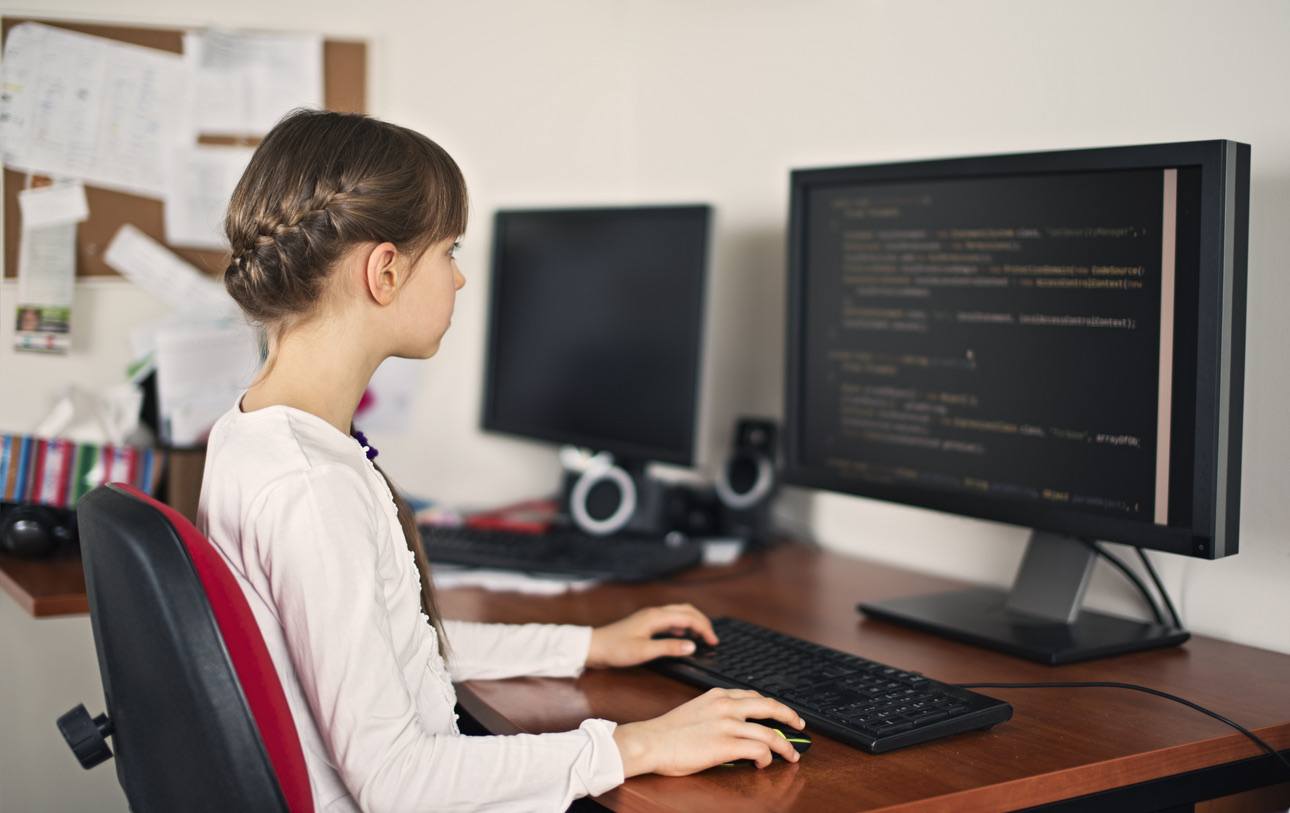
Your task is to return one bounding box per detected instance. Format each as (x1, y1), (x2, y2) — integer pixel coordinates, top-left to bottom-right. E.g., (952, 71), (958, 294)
(224, 109), (468, 655)
(225, 109), (466, 324)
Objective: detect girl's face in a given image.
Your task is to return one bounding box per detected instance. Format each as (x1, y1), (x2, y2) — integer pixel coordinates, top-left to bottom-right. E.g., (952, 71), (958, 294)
(391, 235), (466, 358)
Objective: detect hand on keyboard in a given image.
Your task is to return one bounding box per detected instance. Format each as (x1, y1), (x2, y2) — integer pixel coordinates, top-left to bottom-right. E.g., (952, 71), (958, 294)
(648, 617), (1013, 753)
(586, 604), (719, 668)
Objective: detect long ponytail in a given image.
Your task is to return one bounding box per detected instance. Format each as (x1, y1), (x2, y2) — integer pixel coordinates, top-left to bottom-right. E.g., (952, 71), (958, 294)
(374, 462), (450, 658)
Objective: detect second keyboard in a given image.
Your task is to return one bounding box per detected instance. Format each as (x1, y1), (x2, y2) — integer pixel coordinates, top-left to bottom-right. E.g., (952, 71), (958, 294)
(420, 525), (704, 582)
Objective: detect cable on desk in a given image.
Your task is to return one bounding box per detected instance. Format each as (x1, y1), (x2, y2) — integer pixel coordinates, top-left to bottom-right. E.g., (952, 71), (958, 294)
(1135, 546), (1183, 629)
(1082, 540), (1167, 626)
(953, 680), (1290, 778)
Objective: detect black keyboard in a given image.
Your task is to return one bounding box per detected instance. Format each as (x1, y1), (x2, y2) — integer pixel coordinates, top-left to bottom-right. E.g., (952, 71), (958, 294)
(420, 525), (704, 582)
(650, 617), (1013, 753)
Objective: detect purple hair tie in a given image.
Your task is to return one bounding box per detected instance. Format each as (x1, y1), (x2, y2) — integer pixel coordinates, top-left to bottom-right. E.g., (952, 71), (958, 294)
(352, 429), (379, 461)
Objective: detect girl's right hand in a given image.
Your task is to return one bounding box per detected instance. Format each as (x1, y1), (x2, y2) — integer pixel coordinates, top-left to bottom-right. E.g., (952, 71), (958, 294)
(611, 688), (806, 777)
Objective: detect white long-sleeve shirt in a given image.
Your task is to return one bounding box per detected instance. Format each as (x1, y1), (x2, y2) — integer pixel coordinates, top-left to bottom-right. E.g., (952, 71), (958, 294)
(197, 401), (625, 812)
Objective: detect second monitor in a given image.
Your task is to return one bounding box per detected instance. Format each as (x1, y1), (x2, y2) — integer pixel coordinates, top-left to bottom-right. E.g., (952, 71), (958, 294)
(484, 205), (711, 466)
(484, 203), (711, 534)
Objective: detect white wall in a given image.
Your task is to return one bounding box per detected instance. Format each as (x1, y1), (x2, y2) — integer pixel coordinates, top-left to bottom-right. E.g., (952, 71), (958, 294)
(616, 0), (1290, 653)
(2, 1), (1289, 809)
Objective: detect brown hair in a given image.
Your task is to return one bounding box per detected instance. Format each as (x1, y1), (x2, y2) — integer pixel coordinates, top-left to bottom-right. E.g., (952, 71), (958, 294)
(225, 109), (466, 655)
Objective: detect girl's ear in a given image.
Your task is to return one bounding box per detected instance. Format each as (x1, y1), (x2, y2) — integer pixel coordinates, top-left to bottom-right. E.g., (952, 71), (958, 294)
(364, 241), (402, 305)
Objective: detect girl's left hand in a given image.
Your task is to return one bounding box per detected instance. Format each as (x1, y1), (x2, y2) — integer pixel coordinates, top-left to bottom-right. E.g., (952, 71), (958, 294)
(586, 604), (720, 669)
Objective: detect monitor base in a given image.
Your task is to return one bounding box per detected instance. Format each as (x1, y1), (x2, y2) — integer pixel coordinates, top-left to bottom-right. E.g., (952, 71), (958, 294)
(859, 587), (1189, 665)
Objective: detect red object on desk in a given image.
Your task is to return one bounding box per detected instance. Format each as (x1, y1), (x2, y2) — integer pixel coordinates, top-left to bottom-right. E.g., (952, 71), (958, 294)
(463, 498), (558, 535)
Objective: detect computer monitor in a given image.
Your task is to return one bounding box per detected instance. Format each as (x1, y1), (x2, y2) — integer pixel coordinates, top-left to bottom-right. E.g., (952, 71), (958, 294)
(784, 141), (1250, 663)
(483, 205), (711, 467)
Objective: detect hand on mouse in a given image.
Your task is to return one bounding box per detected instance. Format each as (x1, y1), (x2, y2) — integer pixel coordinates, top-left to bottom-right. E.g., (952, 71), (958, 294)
(586, 603), (719, 669)
(611, 688), (806, 777)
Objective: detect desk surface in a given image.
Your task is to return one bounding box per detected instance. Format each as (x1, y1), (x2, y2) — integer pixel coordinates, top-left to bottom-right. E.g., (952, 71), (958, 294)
(438, 543), (1290, 812)
(0, 551), (87, 617)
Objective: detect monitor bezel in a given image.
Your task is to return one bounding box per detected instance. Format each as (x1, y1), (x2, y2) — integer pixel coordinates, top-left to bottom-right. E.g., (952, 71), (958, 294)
(783, 141), (1248, 559)
(483, 204), (712, 468)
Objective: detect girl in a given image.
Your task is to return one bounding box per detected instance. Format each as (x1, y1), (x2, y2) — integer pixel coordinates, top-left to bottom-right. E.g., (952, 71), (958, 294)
(199, 110), (804, 812)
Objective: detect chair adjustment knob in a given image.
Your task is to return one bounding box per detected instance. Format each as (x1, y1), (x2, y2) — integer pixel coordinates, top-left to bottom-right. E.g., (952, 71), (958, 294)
(57, 703), (114, 769)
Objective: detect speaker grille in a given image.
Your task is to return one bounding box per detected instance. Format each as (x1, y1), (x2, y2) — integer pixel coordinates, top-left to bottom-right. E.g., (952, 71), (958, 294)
(585, 480), (622, 521)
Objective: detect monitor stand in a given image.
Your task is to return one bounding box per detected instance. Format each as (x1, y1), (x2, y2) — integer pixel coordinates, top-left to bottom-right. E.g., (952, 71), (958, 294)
(857, 530), (1189, 665)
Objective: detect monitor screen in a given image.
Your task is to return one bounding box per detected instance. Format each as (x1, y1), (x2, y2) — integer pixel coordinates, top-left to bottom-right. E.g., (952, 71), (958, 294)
(483, 206), (711, 466)
(785, 142), (1248, 557)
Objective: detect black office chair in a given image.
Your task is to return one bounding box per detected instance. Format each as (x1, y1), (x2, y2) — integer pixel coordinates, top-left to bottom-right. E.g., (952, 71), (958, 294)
(59, 483), (312, 812)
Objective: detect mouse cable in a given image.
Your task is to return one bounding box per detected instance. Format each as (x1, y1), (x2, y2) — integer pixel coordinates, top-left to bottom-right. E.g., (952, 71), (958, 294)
(1135, 546), (1183, 630)
(953, 680), (1290, 778)
(1082, 540), (1168, 626)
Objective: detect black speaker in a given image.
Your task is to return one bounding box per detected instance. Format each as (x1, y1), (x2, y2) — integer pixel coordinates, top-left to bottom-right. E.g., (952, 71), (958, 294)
(715, 418), (778, 546)
(0, 501), (77, 558)
(563, 459), (662, 537)
(564, 459), (719, 538)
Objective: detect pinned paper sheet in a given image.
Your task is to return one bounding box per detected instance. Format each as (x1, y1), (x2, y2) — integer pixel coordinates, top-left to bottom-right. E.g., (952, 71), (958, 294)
(163, 144), (255, 250)
(184, 29), (323, 136)
(13, 181), (88, 354)
(104, 224), (237, 318)
(155, 319), (260, 446)
(0, 22), (191, 199)
(18, 180), (89, 229)
(14, 223), (75, 354)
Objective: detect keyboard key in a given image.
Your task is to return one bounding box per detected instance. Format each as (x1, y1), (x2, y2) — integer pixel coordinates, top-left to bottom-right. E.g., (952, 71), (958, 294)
(911, 710), (948, 725)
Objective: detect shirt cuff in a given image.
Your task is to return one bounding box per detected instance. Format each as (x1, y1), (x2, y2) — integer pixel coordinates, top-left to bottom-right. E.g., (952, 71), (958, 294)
(578, 718), (626, 797)
(559, 624), (593, 678)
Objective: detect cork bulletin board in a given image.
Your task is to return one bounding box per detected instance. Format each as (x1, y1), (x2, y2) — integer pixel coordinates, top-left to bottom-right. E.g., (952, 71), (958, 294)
(1, 16), (367, 279)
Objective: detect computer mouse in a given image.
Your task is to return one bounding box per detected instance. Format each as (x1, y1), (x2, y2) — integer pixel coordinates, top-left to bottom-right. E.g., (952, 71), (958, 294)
(650, 630), (715, 656)
(721, 719), (812, 767)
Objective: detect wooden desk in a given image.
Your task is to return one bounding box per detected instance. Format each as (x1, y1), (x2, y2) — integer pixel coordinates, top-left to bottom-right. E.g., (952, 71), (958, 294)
(438, 543), (1290, 812)
(0, 449), (203, 619)
(0, 551), (87, 617)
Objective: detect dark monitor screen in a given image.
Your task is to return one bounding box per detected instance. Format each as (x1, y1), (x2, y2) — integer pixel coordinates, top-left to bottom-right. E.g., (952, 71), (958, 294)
(483, 206), (711, 466)
(785, 142), (1249, 558)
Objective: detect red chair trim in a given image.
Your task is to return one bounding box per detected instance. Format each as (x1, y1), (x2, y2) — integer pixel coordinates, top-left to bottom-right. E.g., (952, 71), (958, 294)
(110, 484), (313, 813)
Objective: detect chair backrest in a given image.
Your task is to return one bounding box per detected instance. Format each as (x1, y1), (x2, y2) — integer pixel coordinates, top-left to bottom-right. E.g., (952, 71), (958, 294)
(76, 483), (312, 813)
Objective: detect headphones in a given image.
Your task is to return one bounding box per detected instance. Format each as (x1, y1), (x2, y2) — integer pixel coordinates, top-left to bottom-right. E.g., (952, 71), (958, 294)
(0, 502), (76, 558)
